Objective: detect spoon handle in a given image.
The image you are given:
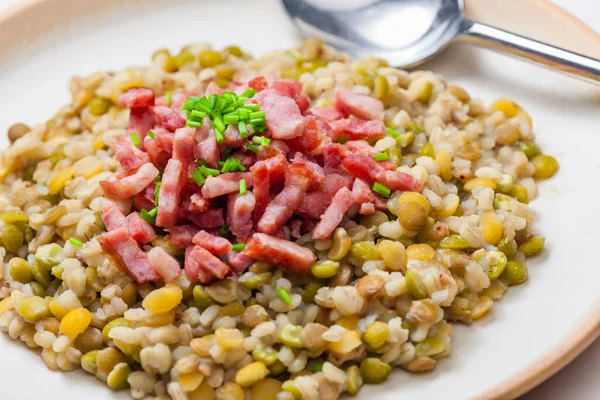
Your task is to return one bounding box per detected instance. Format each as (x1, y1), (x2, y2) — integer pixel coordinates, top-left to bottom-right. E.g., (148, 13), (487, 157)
(459, 20), (600, 84)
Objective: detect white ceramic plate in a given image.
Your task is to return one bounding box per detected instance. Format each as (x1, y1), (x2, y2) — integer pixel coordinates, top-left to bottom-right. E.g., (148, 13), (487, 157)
(1, 1), (599, 399)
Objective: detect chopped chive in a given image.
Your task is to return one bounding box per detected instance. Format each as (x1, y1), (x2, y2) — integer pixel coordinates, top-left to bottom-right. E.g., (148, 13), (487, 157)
(386, 128), (400, 138)
(191, 110), (206, 119)
(140, 208), (157, 224)
(239, 179), (247, 195)
(277, 288), (292, 305)
(195, 102), (211, 114)
(335, 134), (348, 144)
(314, 364), (323, 372)
(166, 92), (172, 107)
(191, 169), (205, 186)
(372, 182), (391, 197)
(238, 122), (249, 138)
(240, 88), (256, 98)
(219, 224), (230, 237)
(249, 111), (265, 119)
(260, 137), (270, 147)
(147, 130), (155, 139)
(208, 94), (218, 111)
(199, 165), (220, 177)
(252, 136), (263, 145)
(249, 118), (265, 126)
(217, 161), (225, 168)
(254, 124), (267, 133)
(223, 114), (239, 124)
(215, 129), (225, 144)
(154, 182), (161, 206)
(232, 243), (245, 251)
(221, 158), (233, 173)
(246, 144), (259, 153)
(129, 132), (140, 146)
(68, 237), (83, 248)
(186, 120), (202, 128)
(222, 147), (232, 160)
(242, 103), (260, 111)
(373, 152), (390, 161)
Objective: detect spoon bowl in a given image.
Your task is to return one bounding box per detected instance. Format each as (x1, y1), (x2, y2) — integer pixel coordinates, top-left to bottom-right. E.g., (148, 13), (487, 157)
(282, 0), (600, 83)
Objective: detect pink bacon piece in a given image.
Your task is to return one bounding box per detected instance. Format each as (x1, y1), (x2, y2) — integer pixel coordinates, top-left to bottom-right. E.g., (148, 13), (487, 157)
(250, 161), (270, 223)
(252, 89), (305, 139)
(98, 228), (160, 284)
(296, 174), (352, 220)
(312, 187), (355, 239)
(189, 208), (225, 229)
(112, 137), (150, 172)
(334, 88), (384, 120)
(100, 163), (160, 200)
(117, 88), (155, 109)
(195, 118), (220, 167)
(147, 247), (182, 282)
(172, 127), (196, 167)
(127, 212), (157, 244)
(192, 230), (232, 255)
(329, 119), (386, 140)
(227, 192), (256, 241)
(201, 172), (253, 199)
(154, 106), (186, 132)
(169, 224), (201, 248)
(185, 245), (230, 283)
(156, 159), (185, 228)
(244, 233), (316, 275)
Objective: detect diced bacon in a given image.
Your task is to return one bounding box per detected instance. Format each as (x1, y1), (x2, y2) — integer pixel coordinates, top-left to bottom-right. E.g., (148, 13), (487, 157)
(296, 174), (352, 219)
(231, 151), (256, 169)
(226, 251), (254, 274)
(352, 178), (375, 205)
(200, 172), (253, 199)
(252, 89), (305, 139)
(292, 152), (325, 188)
(156, 159), (185, 228)
(117, 88), (155, 109)
(289, 219), (302, 239)
(297, 95), (310, 115)
(334, 88), (384, 121)
(341, 153), (383, 182)
(346, 140), (378, 155)
(244, 233), (316, 275)
(190, 193), (210, 213)
(189, 208), (225, 228)
(126, 212), (157, 244)
(98, 228), (160, 283)
(101, 200), (128, 231)
(359, 202), (376, 214)
(155, 128), (174, 153)
(313, 187), (354, 239)
(373, 195), (388, 211)
(173, 127), (196, 167)
(133, 183), (156, 211)
(154, 106), (186, 132)
(100, 163), (160, 200)
(222, 124), (246, 148)
(287, 116), (327, 155)
(147, 247), (182, 282)
(250, 161), (269, 223)
(263, 153), (287, 186)
(323, 143), (351, 173)
(310, 106), (346, 122)
(256, 140), (290, 160)
(185, 245), (230, 283)
(227, 192), (255, 241)
(169, 224), (200, 248)
(112, 137), (150, 171)
(329, 119), (386, 140)
(204, 82), (223, 97)
(195, 118), (220, 167)
(248, 76), (269, 92)
(272, 79), (301, 99)
(376, 169), (423, 192)
(192, 230), (232, 255)
(257, 163), (313, 235)
(144, 137), (170, 170)
(128, 108), (155, 146)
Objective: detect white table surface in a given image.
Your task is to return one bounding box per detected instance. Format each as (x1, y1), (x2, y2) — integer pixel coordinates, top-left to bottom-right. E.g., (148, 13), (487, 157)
(0, 0), (598, 399)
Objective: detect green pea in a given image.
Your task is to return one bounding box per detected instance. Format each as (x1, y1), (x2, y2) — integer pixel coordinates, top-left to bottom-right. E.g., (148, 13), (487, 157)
(35, 243), (63, 270)
(439, 235), (469, 250)
(397, 131), (415, 148)
(509, 185), (529, 204)
(2, 223), (24, 253)
(252, 347), (278, 366)
(223, 46), (244, 58)
(9, 257), (32, 283)
(517, 141), (541, 159)
(192, 285), (214, 308)
(81, 350), (99, 374)
(519, 235), (545, 256)
(106, 363), (131, 390)
(102, 317), (129, 343)
(359, 358), (392, 384)
(346, 365), (363, 395)
(485, 251), (508, 280)
(268, 360), (286, 376)
(501, 260), (528, 286)
(8, 123), (30, 143)
(406, 121), (423, 134)
(88, 97), (112, 116)
(31, 260), (51, 287)
(171, 51), (195, 70)
(279, 324), (303, 348)
(29, 282), (45, 297)
(199, 50), (225, 68)
(497, 237), (518, 260)
(16, 296), (49, 322)
(405, 269), (427, 299)
(414, 337), (446, 357)
(416, 82), (433, 103)
(240, 272), (272, 290)
(350, 242), (381, 261)
(532, 155), (559, 180)
(310, 260), (340, 279)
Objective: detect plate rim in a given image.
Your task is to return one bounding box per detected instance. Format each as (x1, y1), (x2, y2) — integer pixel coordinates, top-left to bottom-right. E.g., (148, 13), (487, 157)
(1, 0), (600, 399)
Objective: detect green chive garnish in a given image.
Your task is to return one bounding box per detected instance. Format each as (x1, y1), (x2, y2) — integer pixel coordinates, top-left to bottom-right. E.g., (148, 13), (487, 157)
(314, 364), (323, 372)
(239, 179), (247, 195)
(130, 132), (140, 146)
(242, 103), (260, 111)
(223, 114), (239, 125)
(240, 88), (256, 98)
(199, 165), (220, 177)
(249, 111), (265, 119)
(260, 137), (270, 147)
(186, 120), (202, 128)
(140, 208), (157, 224)
(277, 288), (292, 305)
(68, 237), (83, 248)
(386, 128), (400, 138)
(154, 182), (161, 206)
(191, 168), (205, 186)
(219, 224), (230, 237)
(190, 110), (206, 119)
(238, 122), (248, 138)
(372, 182), (391, 197)
(147, 130), (155, 139)
(246, 144), (259, 153)
(373, 152), (390, 161)
(232, 243), (245, 251)
(166, 92), (172, 107)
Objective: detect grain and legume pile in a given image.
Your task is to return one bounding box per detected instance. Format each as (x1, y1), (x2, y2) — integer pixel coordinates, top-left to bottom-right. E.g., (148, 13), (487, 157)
(0, 38), (558, 399)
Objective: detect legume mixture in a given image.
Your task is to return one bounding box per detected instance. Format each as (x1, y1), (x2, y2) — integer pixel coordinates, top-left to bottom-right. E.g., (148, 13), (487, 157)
(0, 38), (557, 400)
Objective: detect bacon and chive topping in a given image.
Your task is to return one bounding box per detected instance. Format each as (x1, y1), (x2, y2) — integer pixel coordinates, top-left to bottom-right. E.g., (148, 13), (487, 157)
(68, 237), (83, 248)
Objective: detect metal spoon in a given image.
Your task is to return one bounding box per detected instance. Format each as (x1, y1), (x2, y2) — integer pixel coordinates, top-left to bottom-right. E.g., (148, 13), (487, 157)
(281, 0), (600, 84)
